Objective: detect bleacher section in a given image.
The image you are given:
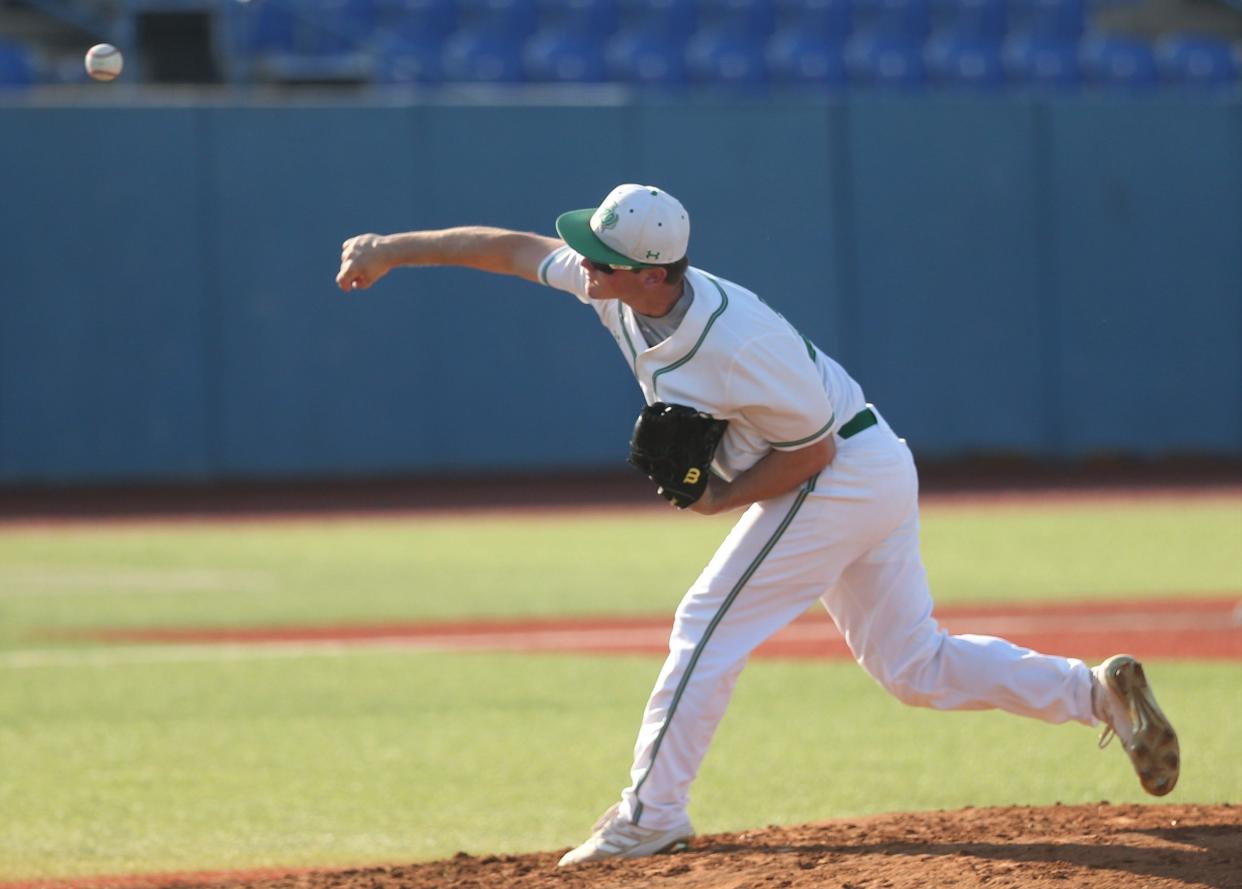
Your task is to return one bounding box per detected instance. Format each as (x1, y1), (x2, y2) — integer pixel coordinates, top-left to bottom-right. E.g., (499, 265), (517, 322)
(1, 0), (1238, 89)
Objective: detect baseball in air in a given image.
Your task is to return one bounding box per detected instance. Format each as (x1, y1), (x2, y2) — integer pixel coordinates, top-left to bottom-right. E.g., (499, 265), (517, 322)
(85, 44), (123, 81)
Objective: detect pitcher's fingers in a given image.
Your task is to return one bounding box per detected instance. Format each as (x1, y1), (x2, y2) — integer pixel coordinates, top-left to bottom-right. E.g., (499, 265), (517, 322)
(337, 269), (365, 291)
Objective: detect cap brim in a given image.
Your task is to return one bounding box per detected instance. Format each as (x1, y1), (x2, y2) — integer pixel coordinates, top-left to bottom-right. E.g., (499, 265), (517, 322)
(555, 209), (658, 268)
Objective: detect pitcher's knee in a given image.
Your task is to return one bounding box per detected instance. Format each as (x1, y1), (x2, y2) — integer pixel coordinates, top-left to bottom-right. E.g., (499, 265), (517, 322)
(879, 669), (937, 707)
(868, 649), (943, 708)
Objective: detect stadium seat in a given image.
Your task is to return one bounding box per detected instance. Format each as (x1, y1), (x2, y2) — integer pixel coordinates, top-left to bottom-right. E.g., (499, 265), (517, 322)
(844, 30), (925, 85)
(851, 0), (930, 39)
(765, 30), (847, 85)
(1009, 0), (1083, 39)
(605, 27), (689, 83)
(305, 0), (378, 55)
(442, 27), (528, 80)
(373, 32), (445, 82)
(228, 1), (299, 53)
(1155, 33), (1240, 88)
(524, 28), (608, 79)
(1001, 32), (1079, 88)
(223, 0), (375, 61)
(696, 0), (777, 38)
(456, 0), (541, 37)
(535, 0), (621, 35)
(375, 0), (460, 42)
(924, 33), (1003, 88)
(616, 0), (698, 39)
(685, 28), (768, 84)
(1079, 34), (1158, 89)
(772, 0), (852, 41)
(931, 0), (1004, 40)
(0, 40), (37, 87)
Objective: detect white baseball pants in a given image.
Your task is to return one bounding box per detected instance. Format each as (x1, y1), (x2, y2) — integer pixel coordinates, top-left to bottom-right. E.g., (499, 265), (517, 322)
(619, 410), (1097, 830)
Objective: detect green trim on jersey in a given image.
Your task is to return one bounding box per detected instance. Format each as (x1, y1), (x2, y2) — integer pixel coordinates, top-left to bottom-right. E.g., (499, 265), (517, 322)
(771, 415), (834, 449)
(537, 249), (558, 286)
(617, 301), (639, 363)
(650, 275), (729, 400)
(631, 473), (817, 825)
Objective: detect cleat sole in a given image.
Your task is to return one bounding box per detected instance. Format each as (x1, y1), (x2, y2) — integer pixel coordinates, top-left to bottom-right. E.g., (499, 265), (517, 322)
(1105, 656), (1180, 796)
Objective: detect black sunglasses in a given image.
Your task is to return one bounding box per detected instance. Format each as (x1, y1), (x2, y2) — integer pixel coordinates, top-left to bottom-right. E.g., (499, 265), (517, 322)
(588, 260), (639, 275)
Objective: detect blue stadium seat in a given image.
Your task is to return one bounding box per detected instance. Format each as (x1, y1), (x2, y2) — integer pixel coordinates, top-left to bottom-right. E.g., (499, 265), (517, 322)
(456, 0), (541, 38)
(441, 27), (527, 80)
(306, 0), (377, 54)
(844, 30), (925, 85)
(685, 28), (768, 84)
(535, 0), (620, 35)
(1009, 0), (1083, 39)
(372, 31), (445, 82)
(931, 0), (1004, 40)
(375, 0), (460, 42)
(851, 0), (930, 39)
(696, 0), (777, 38)
(229, 1), (299, 53)
(765, 31), (847, 84)
(1001, 32), (1079, 88)
(224, 0), (375, 57)
(0, 40), (37, 87)
(1155, 33), (1240, 88)
(1080, 34), (1158, 89)
(605, 27), (689, 83)
(924, 33), (1003, 88)
(524, 28), (608, 79)
(772, 0), (852, 40)
(616, 0), (697, 39)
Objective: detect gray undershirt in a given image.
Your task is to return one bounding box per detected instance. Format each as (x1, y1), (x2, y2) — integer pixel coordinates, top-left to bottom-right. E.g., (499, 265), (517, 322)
(633, 281), (695, 348)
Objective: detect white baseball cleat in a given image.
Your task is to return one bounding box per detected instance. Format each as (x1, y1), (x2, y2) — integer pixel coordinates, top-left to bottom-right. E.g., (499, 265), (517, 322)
(557, 803), (693, 866)
(1092, 654), (1180, 796)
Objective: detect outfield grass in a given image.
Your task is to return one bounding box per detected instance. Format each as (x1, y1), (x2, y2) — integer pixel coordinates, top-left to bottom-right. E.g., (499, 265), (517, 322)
(0, 494), (1238, 879)
(1, 497), (1238, 648)
(1, 651), (1237, 879)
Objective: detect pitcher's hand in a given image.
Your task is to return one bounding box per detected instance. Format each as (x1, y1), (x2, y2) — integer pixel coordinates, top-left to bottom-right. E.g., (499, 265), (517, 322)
(337, 234), (393, 292)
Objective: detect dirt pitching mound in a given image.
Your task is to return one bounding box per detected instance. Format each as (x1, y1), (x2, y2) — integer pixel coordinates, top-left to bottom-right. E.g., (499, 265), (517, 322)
(127, 803), (1235, 889)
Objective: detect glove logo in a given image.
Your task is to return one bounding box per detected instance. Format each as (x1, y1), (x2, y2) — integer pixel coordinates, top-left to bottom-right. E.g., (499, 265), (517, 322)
(627, 402), (728, 510)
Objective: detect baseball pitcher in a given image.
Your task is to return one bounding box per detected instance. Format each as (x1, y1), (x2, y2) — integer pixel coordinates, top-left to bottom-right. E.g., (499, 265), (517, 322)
(336, 184), (1179, 866)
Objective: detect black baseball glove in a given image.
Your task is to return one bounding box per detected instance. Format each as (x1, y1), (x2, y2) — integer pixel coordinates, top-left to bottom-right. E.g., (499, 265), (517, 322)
(627, 402), (729, 508)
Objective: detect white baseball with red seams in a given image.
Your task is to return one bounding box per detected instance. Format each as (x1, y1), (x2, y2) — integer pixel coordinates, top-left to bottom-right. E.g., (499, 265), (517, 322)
(85, 44), (123, 81)
(539, 234), (1098, 836)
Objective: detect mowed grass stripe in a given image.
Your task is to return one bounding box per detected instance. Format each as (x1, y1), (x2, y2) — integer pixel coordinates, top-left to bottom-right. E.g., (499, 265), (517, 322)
(0, 498), (1238, 653)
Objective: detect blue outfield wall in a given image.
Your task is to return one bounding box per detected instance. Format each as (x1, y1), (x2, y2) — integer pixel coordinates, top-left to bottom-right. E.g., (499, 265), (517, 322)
(0, 96), (1239, 483)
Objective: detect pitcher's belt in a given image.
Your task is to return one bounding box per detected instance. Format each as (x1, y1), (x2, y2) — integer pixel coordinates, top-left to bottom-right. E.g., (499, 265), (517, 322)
(838, 407), (877, 439)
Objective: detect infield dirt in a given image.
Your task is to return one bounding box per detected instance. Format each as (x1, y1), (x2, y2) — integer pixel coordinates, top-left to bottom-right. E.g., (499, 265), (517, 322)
(23, 803), (1238, 889)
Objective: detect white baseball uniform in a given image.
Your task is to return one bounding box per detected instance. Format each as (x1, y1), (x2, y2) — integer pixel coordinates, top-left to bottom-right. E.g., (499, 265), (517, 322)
(539, 247), (1098, 830)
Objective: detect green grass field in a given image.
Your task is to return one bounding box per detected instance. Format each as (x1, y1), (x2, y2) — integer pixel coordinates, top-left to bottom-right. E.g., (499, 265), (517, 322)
(1, 494), (1239, 880)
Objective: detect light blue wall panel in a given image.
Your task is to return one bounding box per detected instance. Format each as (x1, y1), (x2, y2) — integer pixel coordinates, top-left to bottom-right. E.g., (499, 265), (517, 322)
(409, 105), (642, 469)
(1, 98), (1239, 486)
(204, 106), (432, 476)
(630, 102), (845, 356)
(1048, 99), (1242, 456)
(0, 108), (211, 481)
(845, 98), (1047, 456)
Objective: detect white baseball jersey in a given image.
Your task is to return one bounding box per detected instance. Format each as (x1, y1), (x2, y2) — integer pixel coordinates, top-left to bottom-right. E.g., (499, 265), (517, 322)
(539, 245), (868, 480)
(538, 244), (1097, 836)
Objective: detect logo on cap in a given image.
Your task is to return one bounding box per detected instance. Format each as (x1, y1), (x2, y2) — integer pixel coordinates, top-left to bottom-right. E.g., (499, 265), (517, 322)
(595, 205), (619, 230)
